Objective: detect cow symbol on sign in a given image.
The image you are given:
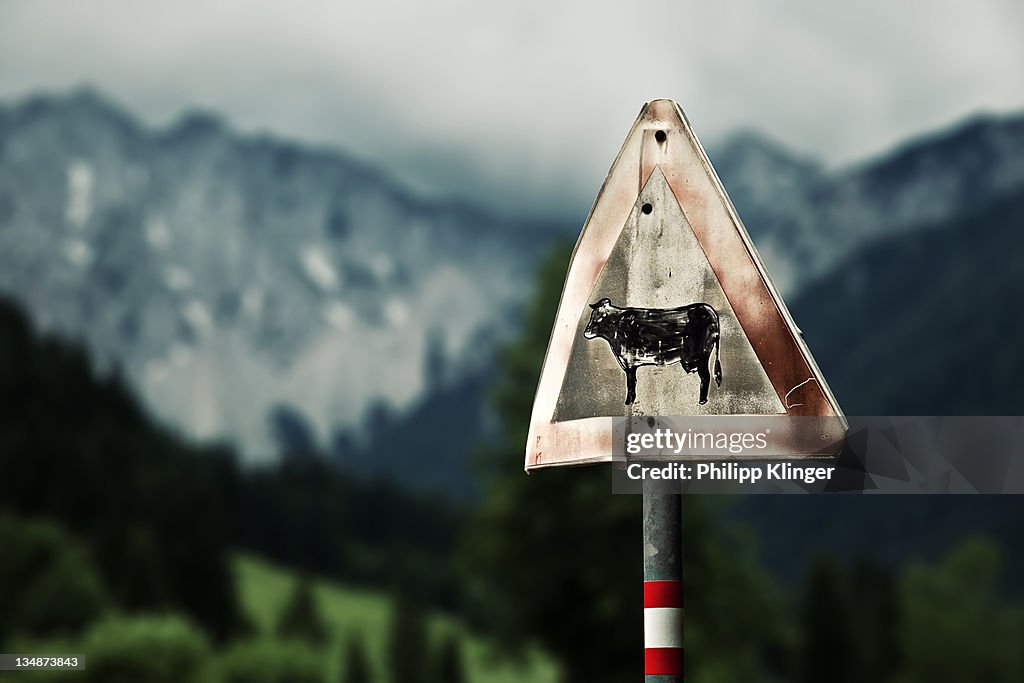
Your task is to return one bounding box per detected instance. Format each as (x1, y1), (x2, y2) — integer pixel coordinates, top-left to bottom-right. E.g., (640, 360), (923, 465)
(583, 298), (723, 405)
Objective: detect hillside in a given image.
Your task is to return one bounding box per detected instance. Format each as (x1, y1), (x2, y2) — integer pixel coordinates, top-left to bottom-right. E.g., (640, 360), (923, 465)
(732, 188), (1024, 588)
(235, 554), (558, 683)
(791, 188), (1024, 415)
(0, 292), (464, 621)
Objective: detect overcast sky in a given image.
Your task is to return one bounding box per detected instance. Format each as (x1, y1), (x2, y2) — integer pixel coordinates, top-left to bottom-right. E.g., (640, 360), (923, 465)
(2, 0), (1022, 218)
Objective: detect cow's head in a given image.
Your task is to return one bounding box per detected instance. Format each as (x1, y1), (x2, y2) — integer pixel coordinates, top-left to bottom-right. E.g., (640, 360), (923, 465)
(584, 298), (615, 339)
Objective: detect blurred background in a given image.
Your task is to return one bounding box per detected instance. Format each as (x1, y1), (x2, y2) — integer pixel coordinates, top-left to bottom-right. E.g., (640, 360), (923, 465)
(1, 2), (1023, 682)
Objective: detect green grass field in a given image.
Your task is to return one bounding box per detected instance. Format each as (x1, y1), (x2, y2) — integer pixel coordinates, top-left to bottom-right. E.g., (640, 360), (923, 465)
(234, 554), (559, 683)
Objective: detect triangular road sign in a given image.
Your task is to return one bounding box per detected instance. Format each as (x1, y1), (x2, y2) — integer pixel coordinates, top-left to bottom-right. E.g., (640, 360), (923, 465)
(526, 99), (845, 470)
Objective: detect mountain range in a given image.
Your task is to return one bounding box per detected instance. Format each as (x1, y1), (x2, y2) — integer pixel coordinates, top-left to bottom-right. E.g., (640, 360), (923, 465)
(1, 88), (1022, 486)
(0, 89), (551, 460)
(715, 114), (1024, 292)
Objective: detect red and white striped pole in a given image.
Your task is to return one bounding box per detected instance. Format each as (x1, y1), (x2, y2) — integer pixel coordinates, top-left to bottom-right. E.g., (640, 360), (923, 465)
(643, 485), (683, 680)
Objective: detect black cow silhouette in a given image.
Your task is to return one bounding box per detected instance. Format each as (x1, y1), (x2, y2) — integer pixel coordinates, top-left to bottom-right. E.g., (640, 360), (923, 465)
(584, 298), (722, 405)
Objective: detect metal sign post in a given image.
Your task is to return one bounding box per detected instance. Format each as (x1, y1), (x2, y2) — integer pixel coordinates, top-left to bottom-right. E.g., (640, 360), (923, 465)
(525, 99), (844, 681)
(643, 482), (683, 679)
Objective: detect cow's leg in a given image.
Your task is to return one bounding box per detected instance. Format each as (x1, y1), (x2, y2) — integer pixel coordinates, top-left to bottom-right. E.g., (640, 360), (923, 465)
(624, 366), (637, 405)
(696, 355), (711, 404)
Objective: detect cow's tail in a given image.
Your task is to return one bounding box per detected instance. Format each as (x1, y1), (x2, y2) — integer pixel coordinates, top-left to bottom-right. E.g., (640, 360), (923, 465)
(713, 320), (722, 388)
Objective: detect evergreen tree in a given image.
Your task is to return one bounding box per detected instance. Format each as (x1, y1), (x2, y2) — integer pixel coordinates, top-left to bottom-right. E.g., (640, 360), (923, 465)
(850, 555), (901, 681)
(277, 577), (329, 645)
(341, 634), (373, 683)
(432, 633), (465, 683)
(899, 539), (1023, 683)
(387, 587), (429, 683)
(800, 556), (858, 683)
(116, 525), (168, 610)
(0, 515), (109, 644)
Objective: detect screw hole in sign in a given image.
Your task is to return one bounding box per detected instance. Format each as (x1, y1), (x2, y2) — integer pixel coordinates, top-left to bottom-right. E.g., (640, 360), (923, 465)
(642, 203), (653, 214)
(655, 130), (667, 143)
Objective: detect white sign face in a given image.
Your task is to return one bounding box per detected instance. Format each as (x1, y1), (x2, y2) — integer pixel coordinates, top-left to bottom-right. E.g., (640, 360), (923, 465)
(526, 100), (845, 471)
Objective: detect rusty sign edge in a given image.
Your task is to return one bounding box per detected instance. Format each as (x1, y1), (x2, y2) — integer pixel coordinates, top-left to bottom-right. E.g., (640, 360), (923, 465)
(671, 100), (846, 428)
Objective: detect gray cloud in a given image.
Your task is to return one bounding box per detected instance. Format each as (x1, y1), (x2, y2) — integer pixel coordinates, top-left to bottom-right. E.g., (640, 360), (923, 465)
(2, 0), (1022, 219)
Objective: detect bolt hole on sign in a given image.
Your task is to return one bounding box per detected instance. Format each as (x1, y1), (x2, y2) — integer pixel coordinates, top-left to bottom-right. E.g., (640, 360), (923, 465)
(525, 100), (846, 471)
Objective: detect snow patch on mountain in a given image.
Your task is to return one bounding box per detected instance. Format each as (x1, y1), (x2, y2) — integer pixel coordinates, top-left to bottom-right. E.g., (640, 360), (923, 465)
(146, 215), (172, 249)
(63, 238), (94, 267)
(300, 245), (340, 292)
